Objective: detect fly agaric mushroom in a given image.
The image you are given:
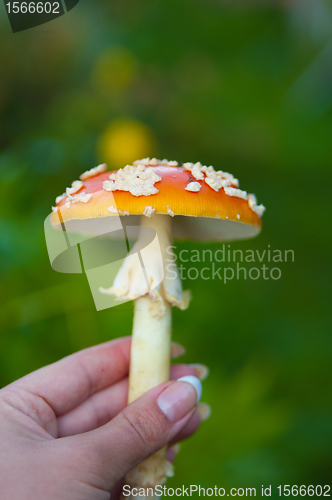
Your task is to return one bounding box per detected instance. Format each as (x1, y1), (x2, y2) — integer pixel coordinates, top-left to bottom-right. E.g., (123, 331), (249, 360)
(50, 158), (265, 494)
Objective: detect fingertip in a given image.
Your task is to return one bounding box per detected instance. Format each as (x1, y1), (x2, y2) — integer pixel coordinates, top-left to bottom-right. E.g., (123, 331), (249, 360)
(196, 402), (211, 422)
(170, 363), (199, 380)
(177, 376), (202, 403)
(171, 342), (186, 359)
(166, 443), (181, 463)
(190, 364), (209, 381)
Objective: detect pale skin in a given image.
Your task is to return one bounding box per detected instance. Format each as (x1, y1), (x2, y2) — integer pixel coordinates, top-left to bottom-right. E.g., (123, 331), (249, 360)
(0, 337), (204, 500)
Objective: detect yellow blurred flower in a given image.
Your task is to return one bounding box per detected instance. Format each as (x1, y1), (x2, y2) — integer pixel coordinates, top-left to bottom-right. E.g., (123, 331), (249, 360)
(97, 119), (156, 169)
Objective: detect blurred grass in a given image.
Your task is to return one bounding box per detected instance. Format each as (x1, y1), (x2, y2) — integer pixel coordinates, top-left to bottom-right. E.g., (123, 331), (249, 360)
(0, 0), (332, 495)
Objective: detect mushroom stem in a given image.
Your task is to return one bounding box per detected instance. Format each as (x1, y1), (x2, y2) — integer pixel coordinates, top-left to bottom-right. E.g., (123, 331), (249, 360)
(124, 294), (173, 494)
(100, 214), (189, 495)
(124, 216), (174, 496)
(128, 294), (172, 402)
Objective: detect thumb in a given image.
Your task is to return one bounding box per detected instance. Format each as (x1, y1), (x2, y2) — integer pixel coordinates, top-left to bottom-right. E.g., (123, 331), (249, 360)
(76, 376), (202, 490)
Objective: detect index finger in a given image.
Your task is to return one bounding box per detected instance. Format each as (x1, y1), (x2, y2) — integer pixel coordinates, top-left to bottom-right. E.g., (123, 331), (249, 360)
(11, 337), (132, 416)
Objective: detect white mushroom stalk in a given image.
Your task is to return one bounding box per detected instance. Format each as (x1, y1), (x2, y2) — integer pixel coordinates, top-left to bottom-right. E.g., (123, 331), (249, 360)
(100, 214), (190, 494)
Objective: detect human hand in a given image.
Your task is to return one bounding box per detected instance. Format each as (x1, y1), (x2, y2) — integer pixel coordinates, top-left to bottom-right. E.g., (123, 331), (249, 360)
(0, 337), (209, 500)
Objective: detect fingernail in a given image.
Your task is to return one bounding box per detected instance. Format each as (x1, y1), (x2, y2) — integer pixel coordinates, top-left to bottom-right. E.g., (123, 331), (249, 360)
(196, 402), (212, 422)
(170, 443), (181, 456)
(157, 376), (202, 423)
(171, 342), (186, 358)
(166, 443), (180, 463)
(190, 363), (209, 381)
(177, 376), (202, 402)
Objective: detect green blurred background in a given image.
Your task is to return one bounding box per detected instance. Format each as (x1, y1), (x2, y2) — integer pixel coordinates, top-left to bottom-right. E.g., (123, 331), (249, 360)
(0, 0), (331, 496)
